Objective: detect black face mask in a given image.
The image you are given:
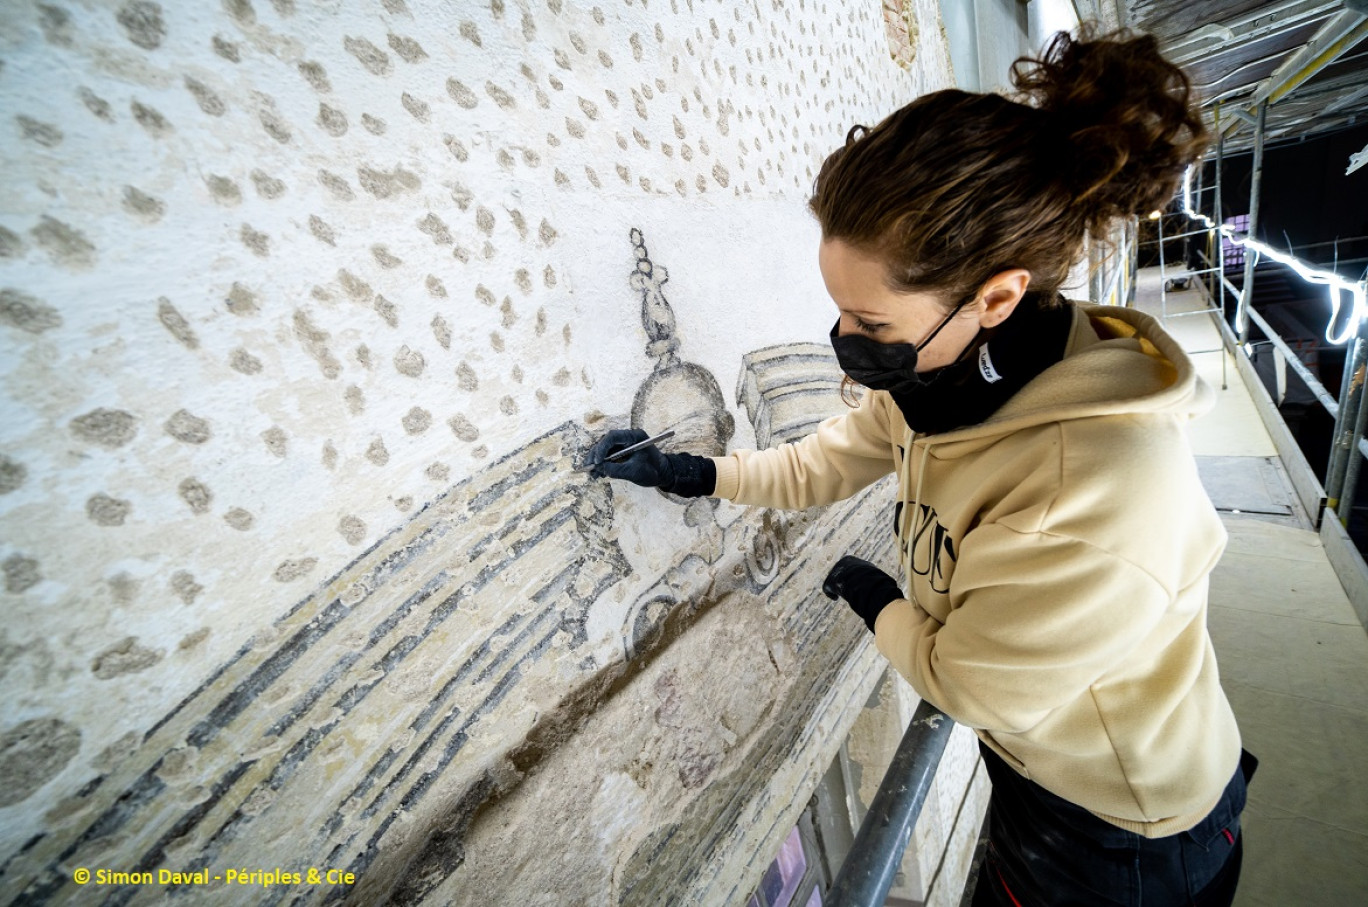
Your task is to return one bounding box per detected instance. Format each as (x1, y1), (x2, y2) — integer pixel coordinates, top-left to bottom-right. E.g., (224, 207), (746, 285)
(831, 294), (1074, 434)
(828, 295), (975, 394)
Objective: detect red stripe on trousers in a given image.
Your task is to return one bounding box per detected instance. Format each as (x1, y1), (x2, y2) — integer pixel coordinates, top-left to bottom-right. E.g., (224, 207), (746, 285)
(994, 864), (1025, 907)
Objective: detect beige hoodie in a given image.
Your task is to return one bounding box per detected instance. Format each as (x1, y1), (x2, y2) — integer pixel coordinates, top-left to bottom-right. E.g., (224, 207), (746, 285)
(712, 303), (1240, 838)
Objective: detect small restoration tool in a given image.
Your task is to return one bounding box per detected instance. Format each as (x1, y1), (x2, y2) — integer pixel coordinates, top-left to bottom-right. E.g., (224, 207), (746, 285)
(579, 428), (678, 472)
(603, 428), (675, 462)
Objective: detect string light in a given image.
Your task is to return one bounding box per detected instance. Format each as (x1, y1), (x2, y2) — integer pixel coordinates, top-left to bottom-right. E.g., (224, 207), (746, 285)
(1180, 165), (1367, 344)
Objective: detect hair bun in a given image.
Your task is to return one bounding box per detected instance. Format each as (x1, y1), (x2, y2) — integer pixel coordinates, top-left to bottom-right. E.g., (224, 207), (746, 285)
(1012, 28), (1208, 224)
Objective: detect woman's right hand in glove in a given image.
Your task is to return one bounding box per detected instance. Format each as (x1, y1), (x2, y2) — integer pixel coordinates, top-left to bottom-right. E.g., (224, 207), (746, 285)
(585, 429), (716, 497)
(587, 429), (676, 487)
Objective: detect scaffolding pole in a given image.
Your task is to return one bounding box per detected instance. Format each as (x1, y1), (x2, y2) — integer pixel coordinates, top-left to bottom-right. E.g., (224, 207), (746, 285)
(1214, 103), (1224, 312)
(1337, 371), (1368, 527)
(1158, 209), (1168, 314)
(1214, 104), (1228, 390)
(1126, 214), (1138, 307)
(1236, 100), (1267, 345)
(1220, 106), (1231, 391)
(1326, 318), (1368, 520)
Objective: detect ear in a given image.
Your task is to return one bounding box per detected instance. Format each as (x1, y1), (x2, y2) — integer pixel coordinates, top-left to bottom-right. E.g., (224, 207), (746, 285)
(976, 269), (1031, 328)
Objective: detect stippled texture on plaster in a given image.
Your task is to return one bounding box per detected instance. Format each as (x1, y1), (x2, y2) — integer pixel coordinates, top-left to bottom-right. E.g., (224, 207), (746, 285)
(0, 1), (953, 903)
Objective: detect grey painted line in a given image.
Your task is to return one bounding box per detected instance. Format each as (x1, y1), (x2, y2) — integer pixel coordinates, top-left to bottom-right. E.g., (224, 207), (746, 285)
(304, 610), (561, 882)
(100, 760), (257, 907)
(7, 425), (599, 901)
(299, 608), (530, 869)
(256, 564), (463, 740)
(137, 506), (434, 744)
(191, 516), (606, 891)
(185, 596), (353, 749)
(187, 494), (608, 870)
(360, 608), (558, 820)
(326, 550), (627, 894)
(339, 654), (546, 893)
(10, 767), (170, 905)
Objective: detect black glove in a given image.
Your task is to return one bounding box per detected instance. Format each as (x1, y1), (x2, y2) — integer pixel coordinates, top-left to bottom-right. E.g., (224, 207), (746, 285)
(823, 555), (903, 632)
(586, 429), (716, 497)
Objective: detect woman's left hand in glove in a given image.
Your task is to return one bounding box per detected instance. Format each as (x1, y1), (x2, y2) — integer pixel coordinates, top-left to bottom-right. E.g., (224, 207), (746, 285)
(822, 555), (903, 633)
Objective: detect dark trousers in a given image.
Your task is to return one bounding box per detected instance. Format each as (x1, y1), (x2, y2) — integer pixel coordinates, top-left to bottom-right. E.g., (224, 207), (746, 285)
(971, 743), (1256, 907)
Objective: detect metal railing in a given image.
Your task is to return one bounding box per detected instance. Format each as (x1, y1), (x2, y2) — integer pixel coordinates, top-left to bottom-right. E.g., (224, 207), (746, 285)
(1157, 98), (1368, 528)
(1192, 246), (1368, 527)
(1219, 251), (1363, 521)
(1150, 200), (1232, 390)
(1196, 259), (1337, 417)
(824, 699), (956, 907)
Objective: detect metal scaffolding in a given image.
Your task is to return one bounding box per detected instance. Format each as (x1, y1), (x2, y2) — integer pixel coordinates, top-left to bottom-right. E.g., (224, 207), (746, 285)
(1178, 3), (1368, 531)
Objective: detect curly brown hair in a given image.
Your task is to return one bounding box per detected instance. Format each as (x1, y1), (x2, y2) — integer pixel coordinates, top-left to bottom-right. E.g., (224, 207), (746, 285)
(809, 28), (1208, 306)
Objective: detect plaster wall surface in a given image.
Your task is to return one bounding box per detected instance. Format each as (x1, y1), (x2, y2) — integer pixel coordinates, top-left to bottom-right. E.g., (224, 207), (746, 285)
(0, 1), (954, 903)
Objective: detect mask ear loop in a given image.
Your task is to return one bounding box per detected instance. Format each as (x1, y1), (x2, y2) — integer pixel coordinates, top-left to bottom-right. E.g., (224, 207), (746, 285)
(910, 291), (993, 389)
(914, 292), (977, 352)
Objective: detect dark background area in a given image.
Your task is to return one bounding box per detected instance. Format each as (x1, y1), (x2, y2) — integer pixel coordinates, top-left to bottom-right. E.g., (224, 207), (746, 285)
(1204, 121), (1368, 274)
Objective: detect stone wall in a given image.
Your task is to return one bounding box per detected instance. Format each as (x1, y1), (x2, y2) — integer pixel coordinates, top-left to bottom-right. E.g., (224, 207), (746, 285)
(0, 1), (954, 904)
